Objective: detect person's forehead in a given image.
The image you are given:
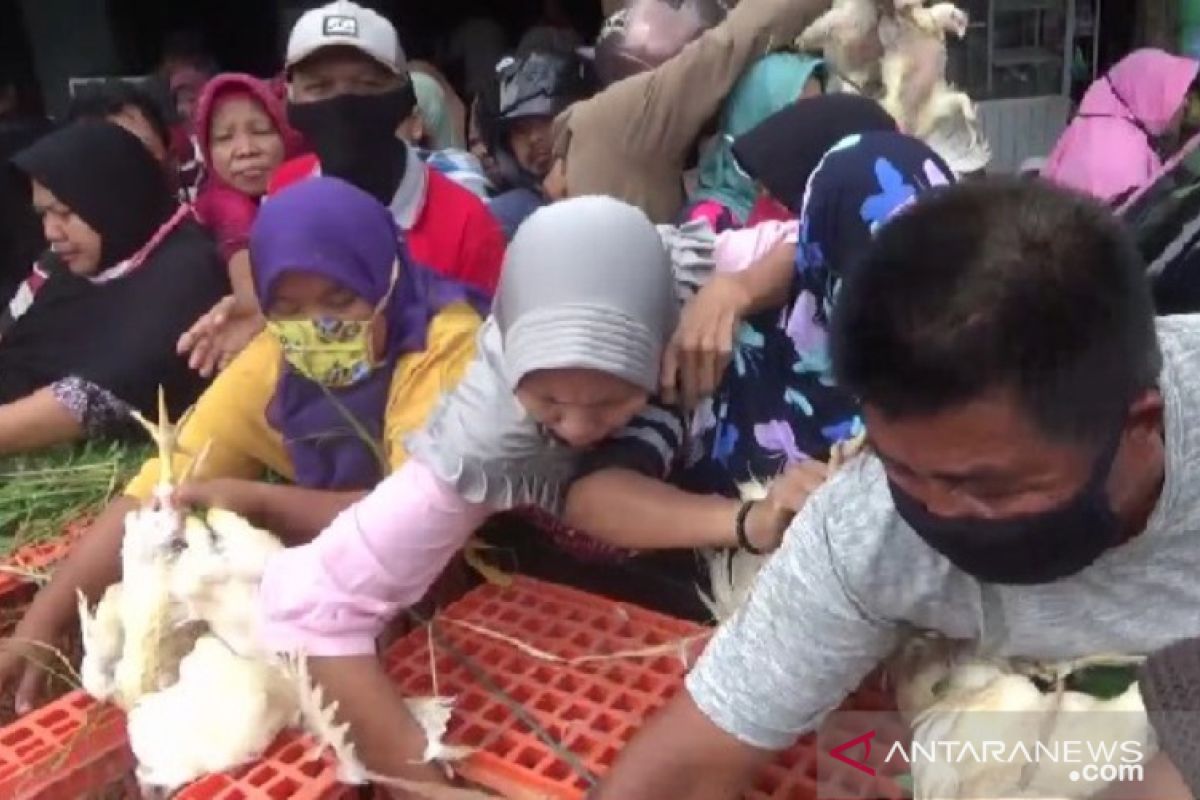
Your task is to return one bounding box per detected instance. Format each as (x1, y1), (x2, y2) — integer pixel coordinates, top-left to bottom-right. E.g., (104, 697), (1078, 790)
(292, 47), (392, 79)
(521, 368), (640, 399)
(212, 94), (268, 120)
(863, 392), (1088, 479)
(510, 115), (553, 130)
(30, 180), (61, 207)
(270, 269), (362, 300)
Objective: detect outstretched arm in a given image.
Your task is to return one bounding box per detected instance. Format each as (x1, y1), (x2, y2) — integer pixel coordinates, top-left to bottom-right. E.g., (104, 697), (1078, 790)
(592, 481), (899, 796)
(594, 690), (774, 800)
(0, 386), (85, 457)
(258, 459), (489, 778)
(307, 655), (448, 793)
(638, 0), (833, 159)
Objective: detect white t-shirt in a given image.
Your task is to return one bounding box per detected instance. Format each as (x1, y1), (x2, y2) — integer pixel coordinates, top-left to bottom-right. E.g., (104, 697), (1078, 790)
(687, 315), (1200, 750)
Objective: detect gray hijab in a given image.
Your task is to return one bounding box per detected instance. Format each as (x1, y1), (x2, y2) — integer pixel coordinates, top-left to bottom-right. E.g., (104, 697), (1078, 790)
(496, 195), (677, 392)
(407, 196), (679, 512)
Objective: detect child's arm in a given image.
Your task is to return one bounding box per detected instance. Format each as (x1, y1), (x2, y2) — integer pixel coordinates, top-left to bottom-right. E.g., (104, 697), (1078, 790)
(258, 458), (489, 772)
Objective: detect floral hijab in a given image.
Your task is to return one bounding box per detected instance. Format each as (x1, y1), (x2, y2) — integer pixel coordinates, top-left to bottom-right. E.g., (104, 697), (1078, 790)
(685, 132), (954, 494)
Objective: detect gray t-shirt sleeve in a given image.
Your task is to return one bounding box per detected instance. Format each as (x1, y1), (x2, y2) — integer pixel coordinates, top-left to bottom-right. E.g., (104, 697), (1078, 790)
(685, 483), (900, 750)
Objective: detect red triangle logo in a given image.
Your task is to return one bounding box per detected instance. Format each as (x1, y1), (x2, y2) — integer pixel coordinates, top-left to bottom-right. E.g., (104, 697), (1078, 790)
(829, 730), (877, 777)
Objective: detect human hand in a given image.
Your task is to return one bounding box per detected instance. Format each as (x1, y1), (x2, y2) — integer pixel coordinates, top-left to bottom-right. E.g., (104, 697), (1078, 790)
(744, 460), (831, 552)
(177, 296), (265, 378)
(0, 620), (67, 716)
(661, 274), (752, 409)
(174, 479), (263, 522)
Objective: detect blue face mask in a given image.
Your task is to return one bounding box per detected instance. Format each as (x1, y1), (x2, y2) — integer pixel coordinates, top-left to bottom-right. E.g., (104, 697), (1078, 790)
(888, 431), (1126, 585)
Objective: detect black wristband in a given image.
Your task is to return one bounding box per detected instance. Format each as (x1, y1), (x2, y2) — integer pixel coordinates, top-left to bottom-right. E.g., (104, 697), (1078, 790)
(736, 500), (768, 555)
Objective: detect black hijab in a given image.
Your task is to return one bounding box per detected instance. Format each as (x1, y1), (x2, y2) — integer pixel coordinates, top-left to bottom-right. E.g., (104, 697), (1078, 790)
(0, 120), (228, 416)
(731, 94), (898, 212)
(13, 120), (175, 269)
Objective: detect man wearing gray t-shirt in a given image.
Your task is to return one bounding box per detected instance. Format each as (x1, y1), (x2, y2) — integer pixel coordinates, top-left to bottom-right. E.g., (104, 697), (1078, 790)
(595, 180), (1200, 799)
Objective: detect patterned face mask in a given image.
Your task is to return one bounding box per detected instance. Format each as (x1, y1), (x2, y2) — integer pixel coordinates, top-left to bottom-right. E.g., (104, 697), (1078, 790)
(266, 263), (398, 388)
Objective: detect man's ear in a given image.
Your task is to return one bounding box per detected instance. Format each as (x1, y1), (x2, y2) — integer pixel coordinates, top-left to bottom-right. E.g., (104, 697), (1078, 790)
(1126, 387), (1165, 440)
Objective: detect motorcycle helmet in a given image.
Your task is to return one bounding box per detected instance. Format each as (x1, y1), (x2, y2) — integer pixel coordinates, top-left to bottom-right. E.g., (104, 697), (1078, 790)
(483, 48), (596, 188)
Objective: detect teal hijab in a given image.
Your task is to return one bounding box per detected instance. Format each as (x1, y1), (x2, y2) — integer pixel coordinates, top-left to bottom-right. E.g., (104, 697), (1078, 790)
(412, 72), (462, 150)
(696, 53), (824, 223)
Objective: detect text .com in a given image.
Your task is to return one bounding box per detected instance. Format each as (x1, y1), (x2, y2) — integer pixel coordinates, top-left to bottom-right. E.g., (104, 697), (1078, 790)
(1069, 763), (1145, 784)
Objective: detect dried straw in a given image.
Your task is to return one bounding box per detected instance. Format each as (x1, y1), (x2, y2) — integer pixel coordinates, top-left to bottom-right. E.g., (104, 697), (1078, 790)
(437, 617), (708, 668)
(409, 611), (599, 789)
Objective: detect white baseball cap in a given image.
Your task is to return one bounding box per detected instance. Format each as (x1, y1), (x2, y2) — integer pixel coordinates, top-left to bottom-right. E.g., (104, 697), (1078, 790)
(286, 1), (406, 75)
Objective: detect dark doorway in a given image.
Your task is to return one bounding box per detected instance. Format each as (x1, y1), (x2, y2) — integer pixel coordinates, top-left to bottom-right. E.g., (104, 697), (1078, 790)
(107, 0), (283, 78)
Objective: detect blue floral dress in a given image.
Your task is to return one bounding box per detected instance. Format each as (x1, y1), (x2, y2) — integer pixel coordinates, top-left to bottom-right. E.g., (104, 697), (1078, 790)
(681, 132), (955, 498)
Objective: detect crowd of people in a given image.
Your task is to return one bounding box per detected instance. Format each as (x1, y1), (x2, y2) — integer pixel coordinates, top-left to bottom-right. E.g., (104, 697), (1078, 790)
(0, 0), (1199, 797)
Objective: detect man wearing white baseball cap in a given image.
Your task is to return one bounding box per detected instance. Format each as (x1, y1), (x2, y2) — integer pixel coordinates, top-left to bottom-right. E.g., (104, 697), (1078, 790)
(272, 0), (504, 295)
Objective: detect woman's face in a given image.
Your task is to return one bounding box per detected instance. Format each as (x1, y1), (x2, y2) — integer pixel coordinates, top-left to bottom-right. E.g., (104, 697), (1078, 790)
(516, 368), (649, 449)
(209, 95), (286, 196)
(267, 271), (386, 356)
(31, 181), (102, 275)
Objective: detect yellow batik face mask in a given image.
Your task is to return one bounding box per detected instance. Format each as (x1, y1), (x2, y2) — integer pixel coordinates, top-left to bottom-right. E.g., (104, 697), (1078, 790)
(266, 263), (398, 388)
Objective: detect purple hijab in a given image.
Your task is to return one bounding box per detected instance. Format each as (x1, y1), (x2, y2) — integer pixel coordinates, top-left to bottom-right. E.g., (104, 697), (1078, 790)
(250, 176), (484, 490)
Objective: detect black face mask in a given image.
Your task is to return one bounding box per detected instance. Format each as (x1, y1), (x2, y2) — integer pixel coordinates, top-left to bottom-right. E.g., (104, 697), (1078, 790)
(888, 430), (1126, 585)
(287, 84), (416, 203)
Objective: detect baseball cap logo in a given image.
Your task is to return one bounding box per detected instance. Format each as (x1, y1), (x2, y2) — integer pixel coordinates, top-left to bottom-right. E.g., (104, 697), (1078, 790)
(829, 730), (877, 777)
(323, 15), (358, 36)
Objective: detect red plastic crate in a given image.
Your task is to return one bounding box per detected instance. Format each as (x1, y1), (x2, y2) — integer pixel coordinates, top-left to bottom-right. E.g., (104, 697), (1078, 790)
(179, 734), (353, 800)
(0, 690), (131, 799)
(118, 577), (901, 799)
(383, 577), (711, 799)
(380, 578), (904, 800)
(0, 519), (91, 610)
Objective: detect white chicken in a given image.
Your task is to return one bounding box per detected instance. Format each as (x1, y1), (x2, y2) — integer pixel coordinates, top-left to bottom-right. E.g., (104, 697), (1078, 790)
(170, 508), (283, 659)
(77, 391), (475, 797)
(877, 2), (989, 174)
(797, 0), (990, 175)
(127, 635), (299, 791)
(891, 636), (1154, 800)
(797, 0), (886, 94)
(77, 392), (203, 710)
(78, 584), (124, 702)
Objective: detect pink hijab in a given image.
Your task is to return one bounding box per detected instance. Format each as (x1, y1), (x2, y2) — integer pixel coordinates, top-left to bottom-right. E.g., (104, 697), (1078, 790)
(1044, 49), (1199, 204)
(192, 74), (303, 261)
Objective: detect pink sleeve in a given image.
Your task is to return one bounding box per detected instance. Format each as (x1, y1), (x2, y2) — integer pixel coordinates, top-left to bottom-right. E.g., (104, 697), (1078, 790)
(257, 459), (490, 657)
(714, 220), (800, 274)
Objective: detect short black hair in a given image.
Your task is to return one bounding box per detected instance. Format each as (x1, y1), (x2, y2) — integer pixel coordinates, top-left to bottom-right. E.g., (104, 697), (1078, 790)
(66, 80), (171, 150)
(831, 178), (1162, 443)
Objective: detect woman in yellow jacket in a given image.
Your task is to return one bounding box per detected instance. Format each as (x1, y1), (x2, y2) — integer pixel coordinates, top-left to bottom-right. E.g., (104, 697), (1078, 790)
(0, 176), (484, 710)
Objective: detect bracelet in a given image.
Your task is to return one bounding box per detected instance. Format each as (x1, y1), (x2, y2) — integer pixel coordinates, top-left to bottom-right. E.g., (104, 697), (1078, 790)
(735, 500), (768, 555)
